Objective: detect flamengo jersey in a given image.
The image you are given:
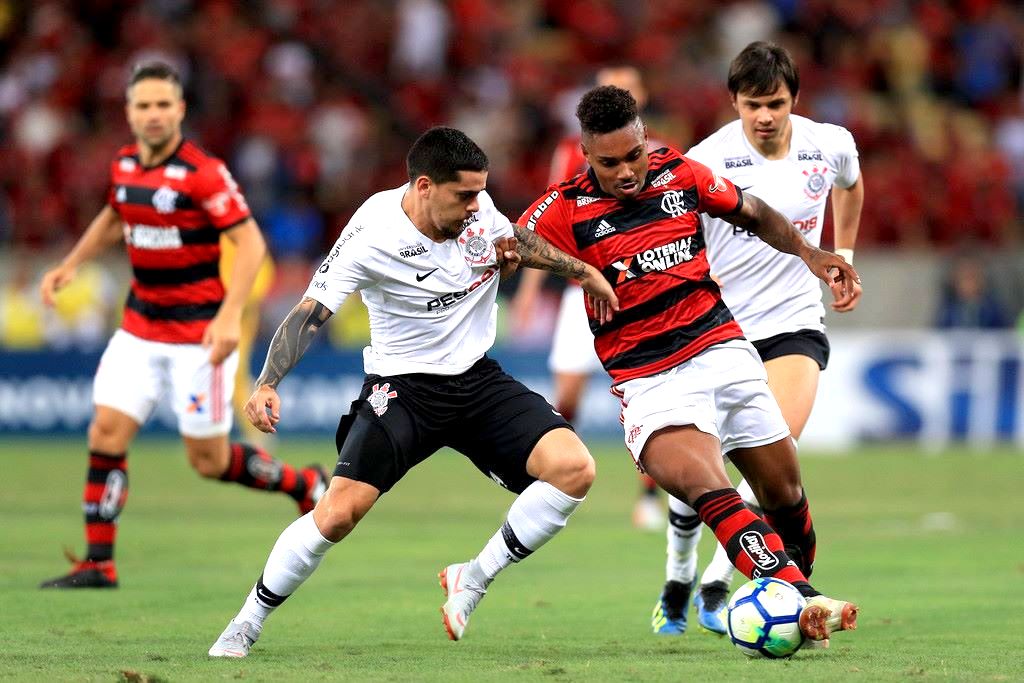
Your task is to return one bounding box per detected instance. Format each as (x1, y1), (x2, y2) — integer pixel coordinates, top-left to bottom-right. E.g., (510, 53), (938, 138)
(305, 185), (513, 376)
(686, 115), (860, 341)
(109, 140), (251, 343)
(520, 147), (746, 384)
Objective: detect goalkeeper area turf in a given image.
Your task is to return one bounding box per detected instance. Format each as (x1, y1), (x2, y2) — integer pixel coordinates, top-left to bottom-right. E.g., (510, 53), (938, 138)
(2, 438), (1020, 681)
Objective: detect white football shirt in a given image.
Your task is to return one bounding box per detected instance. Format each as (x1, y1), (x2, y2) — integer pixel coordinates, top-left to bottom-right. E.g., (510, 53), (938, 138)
(304, 185), (513, 376)
(686, 114), (860, 341)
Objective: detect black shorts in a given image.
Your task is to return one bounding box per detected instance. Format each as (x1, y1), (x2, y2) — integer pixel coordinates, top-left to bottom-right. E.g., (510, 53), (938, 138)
(751, 329), (830, 370)
(332, 356), (572, 495)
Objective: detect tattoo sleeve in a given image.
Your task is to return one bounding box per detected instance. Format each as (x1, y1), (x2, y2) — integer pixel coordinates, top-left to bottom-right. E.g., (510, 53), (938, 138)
(511, 224), (588, 280)
(726, 192), (810, 258)
(256, 297), (333, 388)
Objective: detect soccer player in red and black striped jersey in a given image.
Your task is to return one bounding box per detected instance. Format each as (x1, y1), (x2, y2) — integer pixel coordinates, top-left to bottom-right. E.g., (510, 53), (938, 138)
(517, 85), (862, 644)
(38, 62), (327, 589)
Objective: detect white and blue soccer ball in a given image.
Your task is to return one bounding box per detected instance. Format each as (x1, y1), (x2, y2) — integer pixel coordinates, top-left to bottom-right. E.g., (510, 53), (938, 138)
(727, 577), (806, 659)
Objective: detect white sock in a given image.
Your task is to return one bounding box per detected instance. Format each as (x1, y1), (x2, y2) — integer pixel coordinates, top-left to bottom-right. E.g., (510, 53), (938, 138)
(665, 495), (702, 584)
(699, 481), (761, 588)
(235, 512), (336, 626)
(470, 481), (584, 585)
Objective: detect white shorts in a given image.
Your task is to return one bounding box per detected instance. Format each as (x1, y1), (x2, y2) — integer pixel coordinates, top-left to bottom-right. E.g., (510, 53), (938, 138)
(616, 340), (790, 469)
(93, 329), (237, 438)
(548, 284), (604, 375)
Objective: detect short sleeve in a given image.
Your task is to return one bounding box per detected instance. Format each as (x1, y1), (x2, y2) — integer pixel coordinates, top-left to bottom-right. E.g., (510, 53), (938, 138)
(830, 126), (861, 189)
(685, 157), (743, 218)
(193, 161), (252, 229)
(516, 187), (577, 257)
(477, 191), (514, 240)
(304, 222), (376, 313)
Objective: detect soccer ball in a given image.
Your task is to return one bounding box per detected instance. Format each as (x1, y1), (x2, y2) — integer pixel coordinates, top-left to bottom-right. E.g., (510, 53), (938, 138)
(727, 577), (806, 659)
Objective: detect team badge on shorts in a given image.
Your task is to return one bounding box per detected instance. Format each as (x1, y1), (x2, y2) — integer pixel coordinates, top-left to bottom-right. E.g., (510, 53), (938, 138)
(802, 166), (828, 200)
(188, 393), (207, 414)
(367, 383), (398, 416)
(459, 226), (492, 265)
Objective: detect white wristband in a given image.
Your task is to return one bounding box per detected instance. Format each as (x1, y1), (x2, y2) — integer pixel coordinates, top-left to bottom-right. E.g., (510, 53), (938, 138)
(835, 248), (854, 264)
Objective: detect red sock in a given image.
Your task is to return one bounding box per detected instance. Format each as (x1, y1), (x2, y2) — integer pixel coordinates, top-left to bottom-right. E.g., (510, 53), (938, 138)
(220, 443), (309, 503)
(693, 488), (816, 596)
(763, 490), (816, 577)
(84, 451), (127, 562)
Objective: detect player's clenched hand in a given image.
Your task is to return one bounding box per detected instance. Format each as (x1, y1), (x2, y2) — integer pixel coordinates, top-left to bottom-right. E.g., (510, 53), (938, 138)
(830, 274), (862, 312)
(245, 384), (281, 433)
(493, 236), (520, 279)
(801, 247), (861, 307)
(39, 264), (76, 307)
(579, 264), (619, 324)
(203, 312), (241, 365)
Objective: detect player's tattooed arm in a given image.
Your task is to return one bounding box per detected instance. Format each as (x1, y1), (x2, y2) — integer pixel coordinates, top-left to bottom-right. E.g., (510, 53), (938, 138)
(512, 224), (619, 322)
(725, 191), (860, 294)
(256, 297), (333, 388)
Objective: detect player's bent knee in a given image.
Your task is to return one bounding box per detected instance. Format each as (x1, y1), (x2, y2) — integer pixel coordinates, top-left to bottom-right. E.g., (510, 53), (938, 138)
(314, 481), (377, 541)
(544, 449), (595, 498)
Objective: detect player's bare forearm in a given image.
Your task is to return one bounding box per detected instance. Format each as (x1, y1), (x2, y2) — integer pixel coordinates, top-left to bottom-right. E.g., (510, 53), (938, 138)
(256, 297), (333, 388)
(511, 224), (587, 280)
(218, 219), (266, 319)
(62, 206), (124, 268)
(831, 176), (863, 250)
(725, 192), (812, 259)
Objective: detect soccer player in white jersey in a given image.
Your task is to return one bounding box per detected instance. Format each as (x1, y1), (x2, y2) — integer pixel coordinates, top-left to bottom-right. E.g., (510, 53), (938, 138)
(650, 41), (864, 639)
(208, 127), (618, 657)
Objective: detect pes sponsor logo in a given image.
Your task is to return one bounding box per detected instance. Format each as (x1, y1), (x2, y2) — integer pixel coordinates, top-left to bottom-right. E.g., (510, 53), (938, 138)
(740, 531), (779, 571)
(426, 266), (498, 311)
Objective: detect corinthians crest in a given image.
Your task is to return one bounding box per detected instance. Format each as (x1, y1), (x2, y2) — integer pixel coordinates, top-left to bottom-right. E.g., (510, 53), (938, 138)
(802, 166), (828, 201)
(367, 382), (398, 416)
(458, 226), (492, 265)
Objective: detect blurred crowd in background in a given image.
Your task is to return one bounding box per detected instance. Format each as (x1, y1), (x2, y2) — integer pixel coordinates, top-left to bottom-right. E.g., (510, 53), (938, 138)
(1, 0), (1023, 350)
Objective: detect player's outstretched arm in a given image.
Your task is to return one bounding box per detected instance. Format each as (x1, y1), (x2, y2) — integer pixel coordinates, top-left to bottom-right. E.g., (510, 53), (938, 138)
(830, 176), (864, 312)
(40, 206), (123, 306)
(723, 191), (861, 305)
(511, 224), (619, 323)
(246, 297), (333, 433)
(205, 219), (267, 364)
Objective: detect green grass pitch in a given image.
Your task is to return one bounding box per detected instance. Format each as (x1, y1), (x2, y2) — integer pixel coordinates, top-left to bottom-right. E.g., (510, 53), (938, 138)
(1, 437), (1021, 681)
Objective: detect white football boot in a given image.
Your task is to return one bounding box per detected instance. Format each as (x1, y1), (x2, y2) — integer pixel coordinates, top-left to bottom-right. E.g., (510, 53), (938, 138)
(438, 562), (487, 641)
(208, 619), (261, 658)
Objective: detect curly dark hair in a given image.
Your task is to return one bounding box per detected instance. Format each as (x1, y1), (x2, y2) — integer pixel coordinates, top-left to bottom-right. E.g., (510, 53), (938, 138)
(406, 126), (488, 184)
(576, 85), (639, 136)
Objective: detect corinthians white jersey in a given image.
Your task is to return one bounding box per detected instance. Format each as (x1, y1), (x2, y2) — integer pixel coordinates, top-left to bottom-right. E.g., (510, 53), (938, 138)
(686, 114), (860, 341)
(305, 185), (513, 376)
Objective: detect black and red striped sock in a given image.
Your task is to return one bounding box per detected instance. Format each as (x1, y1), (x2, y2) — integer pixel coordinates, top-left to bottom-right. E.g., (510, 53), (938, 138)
(763, 490), (816, 578)
(693, 488), (818, 598)
(220, 443), (310, 503)
(84, 451), (128, 562)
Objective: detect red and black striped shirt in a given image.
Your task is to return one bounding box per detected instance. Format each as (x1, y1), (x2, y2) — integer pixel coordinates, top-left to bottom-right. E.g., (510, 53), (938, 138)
(108, 139), (251, 343)
(519, 147), (746, 384)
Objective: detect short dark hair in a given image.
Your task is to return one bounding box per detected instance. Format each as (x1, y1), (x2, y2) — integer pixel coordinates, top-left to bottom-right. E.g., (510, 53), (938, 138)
(127, 61), (183, 97)
(576, 85), (639, 136)
(727, 41), (800, 98)
(406, 127), (489, 184)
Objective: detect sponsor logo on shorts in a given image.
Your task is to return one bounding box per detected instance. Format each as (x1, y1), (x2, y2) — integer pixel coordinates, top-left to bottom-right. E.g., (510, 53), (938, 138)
(627, 424), (642, 446)
(187, 393), (206, 413)
(740, 530), (779, 571)
(368, 382), (398, 416)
